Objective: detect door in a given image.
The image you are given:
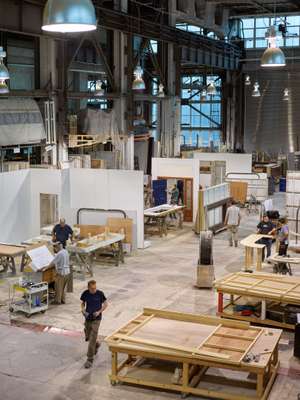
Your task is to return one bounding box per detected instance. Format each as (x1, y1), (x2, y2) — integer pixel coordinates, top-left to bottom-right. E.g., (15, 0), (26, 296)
(158, 177), (193, 222)
(40, 193), (58, 229)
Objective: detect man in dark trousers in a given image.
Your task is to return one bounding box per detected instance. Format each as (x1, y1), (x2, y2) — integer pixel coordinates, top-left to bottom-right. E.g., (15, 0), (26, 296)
(80, 280), (108, 368)
(257, 214), (276, 260)
(52, 218), (73, 248)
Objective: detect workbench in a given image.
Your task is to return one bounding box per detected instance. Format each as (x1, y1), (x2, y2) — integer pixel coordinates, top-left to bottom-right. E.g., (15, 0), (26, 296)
(67, 232), (125, 277)
(267, 253), (300, 275)
(144, 204), (185, 237)
(0, 243), (28, 274)
(106, 308), (281, 400)
(215, 272), (300, 330)
(240, 234), (273, 271)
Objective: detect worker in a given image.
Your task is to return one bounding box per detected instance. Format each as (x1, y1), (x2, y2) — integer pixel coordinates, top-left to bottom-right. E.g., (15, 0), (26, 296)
(176, 180), (184, 205)
(257, 214), (276, 260)
(170, 184), (179, 205)
(80, 280), (108, 369)
(277, 217), (289, 256)
(52, 218), (73, 248)
(49, 243), (71, 305)
(224, 200), (241, 247)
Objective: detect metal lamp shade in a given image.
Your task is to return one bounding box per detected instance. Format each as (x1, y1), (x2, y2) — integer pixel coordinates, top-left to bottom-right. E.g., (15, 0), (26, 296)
(0, 80), (9, 94)
(261, 46), (286, 67)
(0, 62), (9, 80)
(207, 83), (217, 95)
(132, 77), (146, 91)
(42, 0), (97, 33)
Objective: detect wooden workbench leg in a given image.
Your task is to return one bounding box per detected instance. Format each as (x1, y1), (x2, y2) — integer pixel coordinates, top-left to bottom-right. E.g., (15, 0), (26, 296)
(182, 362), (189, 395)
(20, 254), (26, 272)
(257, 248), (263, 271)
(163, 217), (168, 236)
(179, 211), (183, 229)
(256, 373), (264, 399)
(261, 300), (266, 320)
(111, 352), (118, 385)
(230, 294), (234, 305)
(159, 219), (163, 237)
(118, 241), (124, 264)
(250, 248), (254, 268)
(10, 257), (16, 275)
(245, 247), (250, 269)
(218, 292), (223, 313)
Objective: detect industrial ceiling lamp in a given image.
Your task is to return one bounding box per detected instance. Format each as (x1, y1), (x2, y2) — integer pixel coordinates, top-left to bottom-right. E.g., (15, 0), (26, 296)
(283, 88), (289, 101)
(252, 82), (261, 97)
(261, 26), (286, 67)
(0, 80), (9, 94)
(207, 81), (217, 96)
(132, 65), (145, 91)
(42, 0), (97, 33)
(0, 47), (10, 81)
(94, 80), (105, 96)
(157, 83), (165, 98)
(200, 89), (207, 101)
(245, 75), (251, 86)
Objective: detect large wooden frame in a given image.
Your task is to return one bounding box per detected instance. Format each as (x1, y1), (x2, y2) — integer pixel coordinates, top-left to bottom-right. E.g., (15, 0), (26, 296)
(105, 308), (281, 400)
(215, 272), (300, 330)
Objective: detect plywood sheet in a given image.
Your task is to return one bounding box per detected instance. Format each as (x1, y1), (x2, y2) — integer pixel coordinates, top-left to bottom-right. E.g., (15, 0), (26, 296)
(107, 218), (133, 244)
(74, 224), (105, 238)
(230, 181), (248, 204)
(131, 317), (216, 349)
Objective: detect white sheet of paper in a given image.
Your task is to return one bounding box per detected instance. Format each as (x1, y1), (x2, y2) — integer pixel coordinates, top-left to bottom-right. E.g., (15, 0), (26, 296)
(27, 245), (54, 272)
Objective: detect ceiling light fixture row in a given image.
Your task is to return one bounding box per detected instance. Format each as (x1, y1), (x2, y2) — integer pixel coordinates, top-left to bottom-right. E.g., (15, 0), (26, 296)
(0, 47), (10, 94)
(261, 25), (286, 68)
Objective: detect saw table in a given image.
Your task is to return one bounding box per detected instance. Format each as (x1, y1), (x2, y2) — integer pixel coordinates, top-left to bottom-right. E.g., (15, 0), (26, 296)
(67, 232), (125, 277)
(106, 308), (281, 400)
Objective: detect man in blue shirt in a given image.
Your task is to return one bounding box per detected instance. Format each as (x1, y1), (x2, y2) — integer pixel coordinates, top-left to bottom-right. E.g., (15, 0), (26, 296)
(80, 280), (108, 368)
(52, 218), (73, 248)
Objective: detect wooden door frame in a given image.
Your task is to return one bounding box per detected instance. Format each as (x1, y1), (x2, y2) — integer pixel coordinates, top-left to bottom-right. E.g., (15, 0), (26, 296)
(157, 176), (193, 222)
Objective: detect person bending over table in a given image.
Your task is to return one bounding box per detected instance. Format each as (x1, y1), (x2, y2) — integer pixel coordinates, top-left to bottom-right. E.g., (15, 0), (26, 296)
(257, 214), (276, 260)
(52, 218), (73, 248)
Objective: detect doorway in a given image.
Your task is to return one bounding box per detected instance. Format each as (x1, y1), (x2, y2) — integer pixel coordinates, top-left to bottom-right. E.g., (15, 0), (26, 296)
(158, 177), (193, 222)
(40, 194), (59, 229)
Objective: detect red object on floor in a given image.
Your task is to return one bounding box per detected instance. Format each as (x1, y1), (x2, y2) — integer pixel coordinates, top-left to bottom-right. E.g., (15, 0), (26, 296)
(218, 292), (223, 313)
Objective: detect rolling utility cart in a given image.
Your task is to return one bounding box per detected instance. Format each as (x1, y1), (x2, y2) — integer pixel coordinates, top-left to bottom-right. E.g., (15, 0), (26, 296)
(9, 281), (48, 318)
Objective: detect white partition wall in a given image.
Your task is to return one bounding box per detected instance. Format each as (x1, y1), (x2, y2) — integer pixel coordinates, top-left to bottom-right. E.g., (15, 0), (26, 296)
(152, 158), (200, 221)
(191, 153), (252, 175)
(0, 169), (144, 249)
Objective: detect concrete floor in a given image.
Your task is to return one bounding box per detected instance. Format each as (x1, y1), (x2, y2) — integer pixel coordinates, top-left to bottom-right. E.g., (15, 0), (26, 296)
(1, 192), (300, 399)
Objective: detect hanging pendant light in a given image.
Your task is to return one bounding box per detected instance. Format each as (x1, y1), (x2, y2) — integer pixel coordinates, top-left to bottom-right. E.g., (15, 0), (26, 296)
(94, 80), (105, 96)
(283, 88), (289, 101)
(157, 83), (165, 98)
(42, 0), (97, 33)
(0, 47), (10, 81)
(0, 80), (9, 94)
(132, 65), (145, 91)
(252, 82), (261, 97)
(200, 89), (207, 101)
(261, 26), (286, 67)
(207, 82), (217, 95)
(245, 75), (251, 86)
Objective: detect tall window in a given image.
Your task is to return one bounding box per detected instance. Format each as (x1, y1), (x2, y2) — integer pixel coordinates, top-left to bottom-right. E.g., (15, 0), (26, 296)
(181, 75), (222, 149)
(241, 15), (300, 49)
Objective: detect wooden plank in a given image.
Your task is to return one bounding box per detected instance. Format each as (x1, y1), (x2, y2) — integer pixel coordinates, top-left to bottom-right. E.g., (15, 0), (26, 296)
(113, 333), (230, 360)
(143, 308), (251, 330)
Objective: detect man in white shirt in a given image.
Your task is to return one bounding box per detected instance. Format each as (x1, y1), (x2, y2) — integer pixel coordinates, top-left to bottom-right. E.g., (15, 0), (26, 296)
(49, 243), (71, 304)
(224, 200), (241, 247)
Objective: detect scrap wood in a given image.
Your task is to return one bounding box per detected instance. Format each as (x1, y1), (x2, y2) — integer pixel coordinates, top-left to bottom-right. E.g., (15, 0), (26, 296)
(113, 333), (230, 360)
